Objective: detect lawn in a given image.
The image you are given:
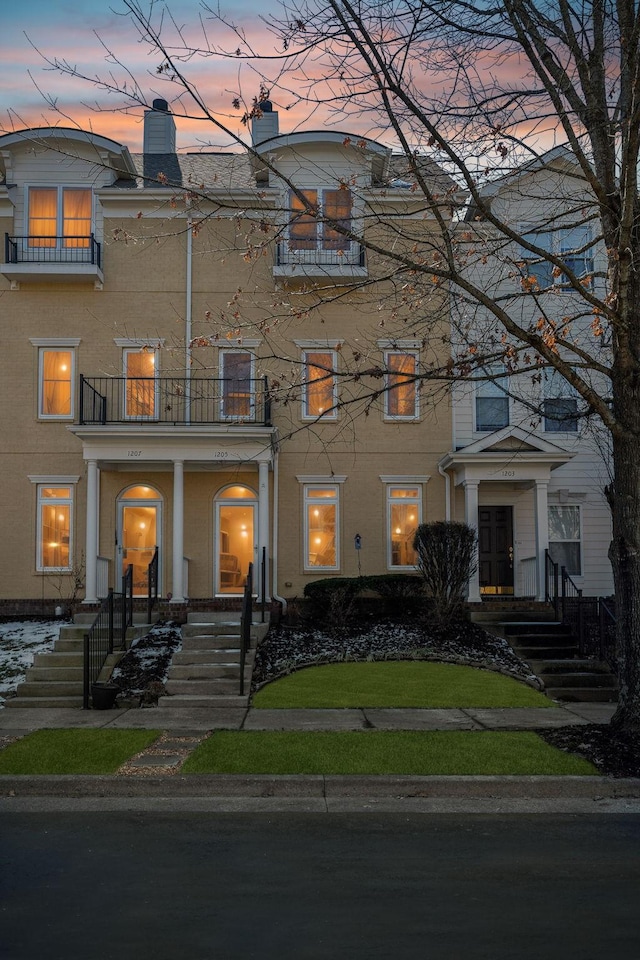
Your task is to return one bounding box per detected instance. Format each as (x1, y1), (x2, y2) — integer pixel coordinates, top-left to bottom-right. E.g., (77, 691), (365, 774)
(0, 729), (160, 775)
(182, 730), (597, 776)
(252, 661), (553, 709)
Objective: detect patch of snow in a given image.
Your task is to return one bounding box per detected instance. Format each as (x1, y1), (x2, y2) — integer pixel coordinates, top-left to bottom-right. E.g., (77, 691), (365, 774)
(0, 620), (67, 707)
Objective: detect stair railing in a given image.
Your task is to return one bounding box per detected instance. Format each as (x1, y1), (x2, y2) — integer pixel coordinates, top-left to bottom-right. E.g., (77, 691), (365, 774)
(83, 589), (115, 709)
(121, 563), (134, 648)
(239, 562), (254, 696)
(147, 546), (159, 624)
(545, 550), (559, 619)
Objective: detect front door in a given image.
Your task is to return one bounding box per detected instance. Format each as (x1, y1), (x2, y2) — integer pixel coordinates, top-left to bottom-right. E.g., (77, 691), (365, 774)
(478, 506), (514, 595)
(216, 501), (256, 595)
(118, 491), (161, 597)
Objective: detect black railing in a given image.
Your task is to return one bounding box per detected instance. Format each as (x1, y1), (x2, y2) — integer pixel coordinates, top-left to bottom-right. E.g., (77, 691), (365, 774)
(276, 240), (365, 267)
(83, 566), (134, 708)
(79, 376), (272, 426)
(545, 549), (617, 668)
(239, 562), (254, 697)
(147, 546), (159, 624)
(5, 233), (101, 266)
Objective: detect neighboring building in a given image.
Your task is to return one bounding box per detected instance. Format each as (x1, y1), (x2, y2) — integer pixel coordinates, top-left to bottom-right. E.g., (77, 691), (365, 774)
(444, 147), (614, 601)
(0, 109), (613, 613)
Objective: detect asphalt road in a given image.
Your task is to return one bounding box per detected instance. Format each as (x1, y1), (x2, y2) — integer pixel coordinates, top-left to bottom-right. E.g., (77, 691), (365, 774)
(1, 813), (639, 960)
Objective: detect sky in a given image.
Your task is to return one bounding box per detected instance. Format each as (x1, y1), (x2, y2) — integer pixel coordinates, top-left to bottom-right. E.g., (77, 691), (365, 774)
(0, 0), (283, 152)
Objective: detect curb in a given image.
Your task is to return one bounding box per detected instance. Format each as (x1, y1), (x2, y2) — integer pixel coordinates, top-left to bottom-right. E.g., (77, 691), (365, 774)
(1, 773), (640, 800)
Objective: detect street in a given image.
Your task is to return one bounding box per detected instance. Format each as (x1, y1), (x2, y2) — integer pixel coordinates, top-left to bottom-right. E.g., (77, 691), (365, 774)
(1, 812), (639, 959)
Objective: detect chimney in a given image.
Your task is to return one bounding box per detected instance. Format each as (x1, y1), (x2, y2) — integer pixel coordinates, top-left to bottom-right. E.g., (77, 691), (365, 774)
(143, 99), (176, 154)
(251, 99), (279, 146)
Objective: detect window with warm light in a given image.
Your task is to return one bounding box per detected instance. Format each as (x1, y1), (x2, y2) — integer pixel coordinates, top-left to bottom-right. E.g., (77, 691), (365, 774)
(387, 486), (421, 568)
(220, 350), (254, 419)
(289, 189), (352, 251)
(385, 352), (419, 419)
(304, 486), (339, 570)
(124, 348), (157, 419)
(37, 485), (72, 571)
(302, 350), (337, 419)
(28, 187), (92, 248)
(38, 348), (74, 418)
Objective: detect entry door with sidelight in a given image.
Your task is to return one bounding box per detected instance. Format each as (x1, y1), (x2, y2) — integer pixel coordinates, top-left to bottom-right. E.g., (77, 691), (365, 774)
(478, 506), (514, 595)
(216, 485), (257, 595)
(118, 485), (162, 597)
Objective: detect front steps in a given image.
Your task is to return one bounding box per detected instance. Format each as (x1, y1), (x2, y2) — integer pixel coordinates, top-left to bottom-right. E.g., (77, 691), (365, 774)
(160, 612), (269, 709)
(500, 621), (618, 703)
(5, 615), (152, 709)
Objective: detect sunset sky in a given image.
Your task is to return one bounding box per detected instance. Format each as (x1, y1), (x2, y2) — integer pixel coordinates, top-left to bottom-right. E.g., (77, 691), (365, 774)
(1, 0), (292, 152)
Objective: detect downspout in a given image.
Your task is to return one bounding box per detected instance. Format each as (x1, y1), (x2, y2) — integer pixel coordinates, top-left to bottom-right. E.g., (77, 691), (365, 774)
(271, 446), (287, 615)
(438, 463), (452, 521)
(185, 196), (193, 421)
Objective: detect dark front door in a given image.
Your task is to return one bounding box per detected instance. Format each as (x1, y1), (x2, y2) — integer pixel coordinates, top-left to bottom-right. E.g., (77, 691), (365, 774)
(478, 506), (514, 595)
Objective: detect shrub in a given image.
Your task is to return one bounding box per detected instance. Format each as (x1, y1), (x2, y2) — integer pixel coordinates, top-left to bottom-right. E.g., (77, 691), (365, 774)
(413, 522), (477, 622)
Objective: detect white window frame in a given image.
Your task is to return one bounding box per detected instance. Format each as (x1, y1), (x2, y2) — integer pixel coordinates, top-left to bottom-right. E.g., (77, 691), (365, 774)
(384, 483), (423, 570)
(548, 504), (582, 576)
(26, 185), (94, 248)
(288, 188), (353, 252)
(520, 223), (594, 293)
(219, 349), (256, 421)
(116, 340), (163, 421)
(299, 476), (346, 572)
(384, 350), (419, 420)
(301, 348), (338, 421)
(29, 476), (79, 573)
(30, 338), (80, 421)
(474, 364), (510, 432)
(543, 368), (579, 433)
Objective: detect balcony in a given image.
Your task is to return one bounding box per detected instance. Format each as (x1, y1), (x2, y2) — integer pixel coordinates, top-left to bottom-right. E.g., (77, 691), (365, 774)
(2, 234), (103, 285)
(274, 240), (367, 281)
(79, 376), (272, 426)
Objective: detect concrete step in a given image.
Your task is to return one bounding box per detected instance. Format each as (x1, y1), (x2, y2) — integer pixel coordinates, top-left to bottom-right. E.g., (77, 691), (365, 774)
(32, 652), (83, 668)
(172, 650), (242, 665)
(164, 678), (242, 696)
(503, 622), (568, 636)
(181, 623), (242, 639)
(168, 664), (248, 681)
(546, 686), (618, 703)
(158, 694), (250, 708)
(516, 645), (579, 660)
(179, 635), (243, 651)
(529, 659), (613, 675)
(14, 680), (83, 698)
(541, 672), (618, 689)
(508, 633), (575, 646)
(4, 696), (85, 709)
(25, 666), (84, 682)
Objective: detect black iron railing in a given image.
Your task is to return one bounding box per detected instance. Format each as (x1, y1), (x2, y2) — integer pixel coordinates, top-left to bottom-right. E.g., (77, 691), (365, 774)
(276, 240), (365, 267)
(82, 566), (134, 709)
(545, 549), (617, 668)
(147, 546), (159, 624)
(5, 233), (101, 266)
(239, 562), (254, 697)
(79, 376), (272, 426)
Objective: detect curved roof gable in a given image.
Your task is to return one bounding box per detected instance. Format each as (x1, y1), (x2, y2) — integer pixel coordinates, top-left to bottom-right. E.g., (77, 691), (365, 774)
(0, 127), (137, 180)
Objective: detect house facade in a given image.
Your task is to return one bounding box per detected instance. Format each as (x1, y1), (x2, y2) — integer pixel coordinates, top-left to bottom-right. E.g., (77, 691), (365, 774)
(0, 108), (613, 613)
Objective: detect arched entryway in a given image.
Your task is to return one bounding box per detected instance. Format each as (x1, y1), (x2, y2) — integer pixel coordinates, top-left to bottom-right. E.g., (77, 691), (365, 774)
(117, 484), (162, 596)
(215, 484), (257, 595)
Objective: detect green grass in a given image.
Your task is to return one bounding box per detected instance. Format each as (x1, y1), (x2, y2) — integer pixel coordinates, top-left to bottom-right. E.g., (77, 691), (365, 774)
(182, 730), (597, 776)
(0, 729), (161, 775)
(253, 661), (552, 709)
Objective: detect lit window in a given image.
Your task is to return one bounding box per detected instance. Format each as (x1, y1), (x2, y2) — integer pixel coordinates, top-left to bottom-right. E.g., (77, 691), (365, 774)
(543, 368), (578, 432)
(289, 189), (352, 251)
(220, 350), (254, 419)
(124, 348), (157, 419)
(303, 350), (337, 419)
(37, 485), (72, 571)
(548, 505), (581, 575)
(304, 486), (339, 570)
(28, 187), (92, 249)
(387, 486), (421, 568)
(475, 365), (509, 431)
(39, 348), (74, 418)
(385, 352), (418, 419)
(289, 190), (319, 250)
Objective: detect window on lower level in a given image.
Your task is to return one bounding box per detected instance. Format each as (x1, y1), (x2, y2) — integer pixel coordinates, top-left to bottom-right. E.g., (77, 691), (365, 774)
(475, 365), (509, 431)
(387, 486), (421, 568)
(39, 348), (74, 419)
(304, 485), (339, 570)
(385, 352), (419, 419)
(37, 485), (73, 571)
(28, 187), (92, 248)
(302, 350), (337, 419)
(548, 505), (581, 575)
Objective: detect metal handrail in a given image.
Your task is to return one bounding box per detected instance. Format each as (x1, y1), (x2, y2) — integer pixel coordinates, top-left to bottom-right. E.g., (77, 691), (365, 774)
(83, 590), (115, 709)
(5, 232), (101, 266)
(545, 549), (559, 618)
(239, 562), (254, 697)
(121, 563), (134, 647)
(147, 546), (159, 624)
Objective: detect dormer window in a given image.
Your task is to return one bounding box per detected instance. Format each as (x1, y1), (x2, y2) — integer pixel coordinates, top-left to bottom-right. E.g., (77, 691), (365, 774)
(289, 189), (352, 251)
(28, 187), (92, 250)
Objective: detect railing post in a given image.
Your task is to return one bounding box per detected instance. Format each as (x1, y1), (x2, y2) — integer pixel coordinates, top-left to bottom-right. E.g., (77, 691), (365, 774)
(261, 546), (266, 623)
(108, 588), (114, 655)
(577, 598), (585, 657)
(83, 632), (90, 709)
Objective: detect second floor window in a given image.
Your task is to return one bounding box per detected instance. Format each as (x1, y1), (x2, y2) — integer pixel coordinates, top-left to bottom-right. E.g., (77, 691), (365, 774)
(28, 187), (92, 248)
(39, 348), (74, 419)
(521, 224), (593, 291)
(475, 365), (509, 431)
(543, 368), (579, 433)
(124, 348), (157, 419)
(303, 350), (337, 419)
(385, 352), (419, 419)
(220, 350), (254, 419)
(289, 189), (352, 251)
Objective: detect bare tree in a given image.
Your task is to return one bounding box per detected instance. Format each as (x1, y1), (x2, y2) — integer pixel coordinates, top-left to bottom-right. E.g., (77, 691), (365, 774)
(32, 0), (640, 730)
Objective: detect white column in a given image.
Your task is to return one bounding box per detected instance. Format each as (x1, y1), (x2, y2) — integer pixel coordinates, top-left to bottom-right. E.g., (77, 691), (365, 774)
(83, 459), (99, 604)
(258, 460), (270, 601)
(534, 480), (549, 601)
(171, 460), (185, 603)
(464, 479), (481, 603)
